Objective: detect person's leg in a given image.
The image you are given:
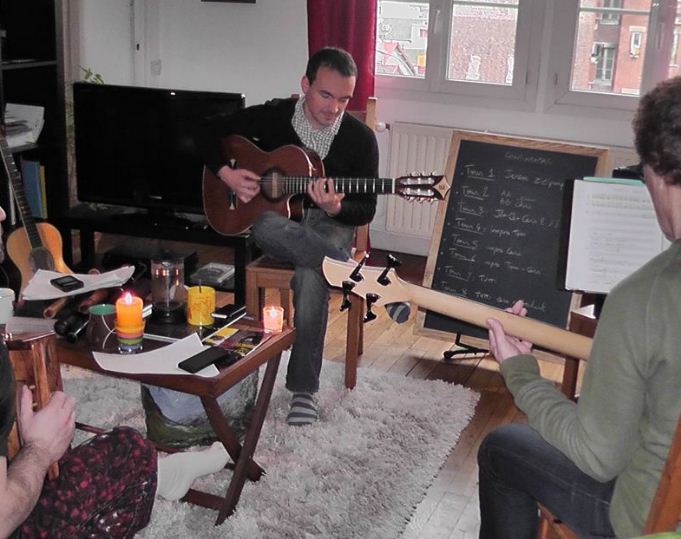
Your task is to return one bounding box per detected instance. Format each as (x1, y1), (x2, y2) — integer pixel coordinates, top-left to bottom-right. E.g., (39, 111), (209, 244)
(286, 265), (329, 394)
(478, 424), (616, 539)
(18, 427), (157, 538)
(251, 211), (352, 270)
(253, 211), (353, 425)
(155, 441), (229, 500)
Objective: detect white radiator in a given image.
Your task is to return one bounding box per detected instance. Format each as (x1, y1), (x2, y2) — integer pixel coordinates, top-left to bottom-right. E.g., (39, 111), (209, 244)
(386, 122), (453, 239)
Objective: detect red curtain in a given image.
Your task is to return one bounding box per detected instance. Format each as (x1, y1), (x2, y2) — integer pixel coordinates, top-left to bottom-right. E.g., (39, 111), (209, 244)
(307, 0), (376, 110)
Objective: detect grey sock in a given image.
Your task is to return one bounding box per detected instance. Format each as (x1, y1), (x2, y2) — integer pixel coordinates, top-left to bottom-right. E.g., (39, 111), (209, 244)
(287, 392), (318, 426)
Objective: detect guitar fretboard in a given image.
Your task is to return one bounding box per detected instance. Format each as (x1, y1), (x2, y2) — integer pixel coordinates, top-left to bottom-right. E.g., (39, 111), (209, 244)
(260, 176), (397, 195)
(0, 137), (42, 249)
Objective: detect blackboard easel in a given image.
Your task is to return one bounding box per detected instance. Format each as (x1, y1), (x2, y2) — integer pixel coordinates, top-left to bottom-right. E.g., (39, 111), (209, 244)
(416, 131), (609, 354)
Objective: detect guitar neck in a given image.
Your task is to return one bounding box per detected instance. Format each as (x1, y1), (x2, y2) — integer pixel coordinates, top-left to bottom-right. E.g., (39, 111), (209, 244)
(404, 281), (592, 360)
(0, 137), (42, 248)
(272, 176), (396, 195)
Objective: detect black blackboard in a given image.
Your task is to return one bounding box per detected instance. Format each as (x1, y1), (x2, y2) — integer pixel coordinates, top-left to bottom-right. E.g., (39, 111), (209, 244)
(419, 132), (608, 340)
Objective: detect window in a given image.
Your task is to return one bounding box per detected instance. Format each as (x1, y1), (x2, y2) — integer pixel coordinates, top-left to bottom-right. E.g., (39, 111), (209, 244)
(630, 31), (643, 57)
(375, 0), (539, 103)
(546, 0), (680, 112)
(375, 0), (680, 115)
(600, 0), (623, 24)
(376, 1), (429, 78)
(594, 42), (616, 82)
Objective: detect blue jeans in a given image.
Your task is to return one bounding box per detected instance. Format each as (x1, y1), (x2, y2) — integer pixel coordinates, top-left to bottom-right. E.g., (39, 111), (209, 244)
(252, 210), (354, 393)
(478, 424), (616, 539)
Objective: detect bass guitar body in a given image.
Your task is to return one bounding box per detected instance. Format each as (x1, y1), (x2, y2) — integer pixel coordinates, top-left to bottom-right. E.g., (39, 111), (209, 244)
(7, 222), (71, 293)
(203, 136), (322, 236)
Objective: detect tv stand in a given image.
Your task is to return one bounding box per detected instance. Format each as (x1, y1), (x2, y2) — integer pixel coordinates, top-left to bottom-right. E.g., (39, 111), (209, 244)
(111, 211), (194, 231)
(55, 204), (257, 305)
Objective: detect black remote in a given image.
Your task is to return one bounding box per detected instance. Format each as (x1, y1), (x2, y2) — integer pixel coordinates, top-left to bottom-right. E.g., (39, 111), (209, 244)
(178, 347), (232, 374)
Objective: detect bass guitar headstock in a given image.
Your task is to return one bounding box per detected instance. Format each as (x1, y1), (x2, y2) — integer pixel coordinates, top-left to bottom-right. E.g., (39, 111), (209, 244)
(322, 255), (413, 312)
(394, 173), (450, 201)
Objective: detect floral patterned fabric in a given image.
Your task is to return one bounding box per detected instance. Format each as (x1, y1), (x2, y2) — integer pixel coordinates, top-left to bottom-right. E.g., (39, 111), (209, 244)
(13, 427), (157, 538)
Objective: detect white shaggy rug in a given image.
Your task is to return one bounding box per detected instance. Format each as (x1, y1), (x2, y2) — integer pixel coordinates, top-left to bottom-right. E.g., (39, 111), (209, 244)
(63, 353), (479, 538)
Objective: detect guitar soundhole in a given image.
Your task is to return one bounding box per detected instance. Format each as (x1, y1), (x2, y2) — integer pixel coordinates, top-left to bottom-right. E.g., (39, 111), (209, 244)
(30, 247), (56, 273)
(260, 168), (286, 201)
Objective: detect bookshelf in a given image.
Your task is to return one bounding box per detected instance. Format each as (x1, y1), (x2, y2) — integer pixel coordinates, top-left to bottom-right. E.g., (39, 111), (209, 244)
(0, 0), (66, 225)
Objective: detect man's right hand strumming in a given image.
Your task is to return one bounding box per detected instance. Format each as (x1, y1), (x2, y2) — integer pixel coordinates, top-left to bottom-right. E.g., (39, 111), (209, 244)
(217, 165), (260, 203)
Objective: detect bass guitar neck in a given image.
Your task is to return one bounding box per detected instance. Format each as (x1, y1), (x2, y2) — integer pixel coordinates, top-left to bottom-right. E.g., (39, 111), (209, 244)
(322, 257), (592, 361)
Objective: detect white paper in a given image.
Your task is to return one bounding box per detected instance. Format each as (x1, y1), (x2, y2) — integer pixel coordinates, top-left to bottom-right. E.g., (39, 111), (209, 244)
(5, 103), (44, 146)
(565, 180), (670, 294)
(92, 334), (219, 377)
(22, 266), (136, 300)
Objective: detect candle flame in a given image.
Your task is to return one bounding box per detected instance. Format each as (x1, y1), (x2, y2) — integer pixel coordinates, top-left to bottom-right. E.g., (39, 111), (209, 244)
(124, 292), (133, 304)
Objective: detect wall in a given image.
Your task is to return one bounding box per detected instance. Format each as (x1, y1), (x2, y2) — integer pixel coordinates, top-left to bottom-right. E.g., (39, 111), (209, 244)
(74, 0), (136, 85)
(74, 0), (307, 106)
(72, 0), (637, 254)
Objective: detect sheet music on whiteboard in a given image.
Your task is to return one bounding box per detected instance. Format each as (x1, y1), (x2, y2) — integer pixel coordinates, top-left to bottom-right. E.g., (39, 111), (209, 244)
(563, 178), (670, 294)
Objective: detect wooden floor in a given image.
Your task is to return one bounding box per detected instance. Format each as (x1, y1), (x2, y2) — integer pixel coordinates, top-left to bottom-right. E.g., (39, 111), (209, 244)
(92, 235), (571, 539)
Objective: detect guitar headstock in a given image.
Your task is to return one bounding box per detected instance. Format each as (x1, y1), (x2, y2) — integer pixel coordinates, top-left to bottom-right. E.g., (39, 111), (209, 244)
(322, 257), (412, 306)
(394, 173), (450, 201)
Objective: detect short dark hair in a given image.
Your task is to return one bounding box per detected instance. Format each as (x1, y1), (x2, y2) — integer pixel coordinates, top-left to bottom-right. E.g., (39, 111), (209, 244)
(305, 47), (357, 84)
(633, 76), (681, 185)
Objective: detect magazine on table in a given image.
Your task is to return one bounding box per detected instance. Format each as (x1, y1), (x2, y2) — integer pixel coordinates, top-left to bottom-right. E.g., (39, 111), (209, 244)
(203, 326), (271, 362)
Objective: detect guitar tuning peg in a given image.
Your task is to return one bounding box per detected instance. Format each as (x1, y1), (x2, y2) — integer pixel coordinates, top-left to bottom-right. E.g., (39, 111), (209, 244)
(378, 254), (401, 286)
(340, 280), (355, 311)
(350, 252), (369, 282)
(363, 293), (379, 323)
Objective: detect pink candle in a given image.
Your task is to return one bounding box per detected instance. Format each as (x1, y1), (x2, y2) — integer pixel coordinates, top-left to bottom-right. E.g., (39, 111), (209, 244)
(263, 305), (284, 333)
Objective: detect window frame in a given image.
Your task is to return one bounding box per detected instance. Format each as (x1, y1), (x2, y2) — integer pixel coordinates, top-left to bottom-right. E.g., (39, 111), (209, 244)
(374, 0), (678, 117)
(375, 0), (545, 109)
(543, 0), (678, 116)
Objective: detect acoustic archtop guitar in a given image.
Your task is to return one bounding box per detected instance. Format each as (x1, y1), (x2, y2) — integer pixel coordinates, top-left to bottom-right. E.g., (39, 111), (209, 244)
(322, 257), (593, 361)
(203, 135), (451, 236)
(0, 134), (71, 293)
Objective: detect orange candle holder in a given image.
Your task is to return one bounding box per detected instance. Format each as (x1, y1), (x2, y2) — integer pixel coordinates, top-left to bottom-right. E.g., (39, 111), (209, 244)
(263, 305), (284, 333)
(115, 292), (145, 353)
(187, 286), (216, 326)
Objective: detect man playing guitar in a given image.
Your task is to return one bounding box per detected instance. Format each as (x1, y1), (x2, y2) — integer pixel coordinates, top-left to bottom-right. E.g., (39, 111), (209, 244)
(199, 47), (380, 426)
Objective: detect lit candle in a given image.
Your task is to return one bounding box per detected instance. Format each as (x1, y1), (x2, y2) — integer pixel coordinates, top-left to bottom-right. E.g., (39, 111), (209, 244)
(115, 292), (144, 330)
(115, 292), (145, 354)
(262, 305), (284, 333)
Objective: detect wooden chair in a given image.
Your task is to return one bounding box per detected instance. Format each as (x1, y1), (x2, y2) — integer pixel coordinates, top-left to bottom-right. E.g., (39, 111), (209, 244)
(7, 333), (62, 479)
(245, 97), (377, 390)
(538, 411), (681, 537)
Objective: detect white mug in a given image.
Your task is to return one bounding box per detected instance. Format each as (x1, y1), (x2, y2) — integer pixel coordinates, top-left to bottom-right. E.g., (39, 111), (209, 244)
(0, 288), (15, 324)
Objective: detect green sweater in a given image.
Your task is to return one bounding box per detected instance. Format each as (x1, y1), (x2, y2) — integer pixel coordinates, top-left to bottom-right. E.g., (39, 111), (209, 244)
(500, 239), (681, 538)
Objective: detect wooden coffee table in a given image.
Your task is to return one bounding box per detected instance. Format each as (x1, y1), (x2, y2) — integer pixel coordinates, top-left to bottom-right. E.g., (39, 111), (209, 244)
(55, 320), (295, 525)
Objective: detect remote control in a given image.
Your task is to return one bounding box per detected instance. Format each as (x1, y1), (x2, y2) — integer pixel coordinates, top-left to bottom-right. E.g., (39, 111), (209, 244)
(178, 347), (232, 374)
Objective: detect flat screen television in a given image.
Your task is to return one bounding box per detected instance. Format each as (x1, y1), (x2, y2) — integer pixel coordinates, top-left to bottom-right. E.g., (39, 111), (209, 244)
(73, 82), (245, 218)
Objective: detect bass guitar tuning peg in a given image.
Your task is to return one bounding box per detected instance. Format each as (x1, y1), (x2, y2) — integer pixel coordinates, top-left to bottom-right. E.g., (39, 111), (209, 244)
(363, 292), (379, 323)
(340, 280), (355, 311)
(378, 254), (402, 286)
(350, 252), (370, 282)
